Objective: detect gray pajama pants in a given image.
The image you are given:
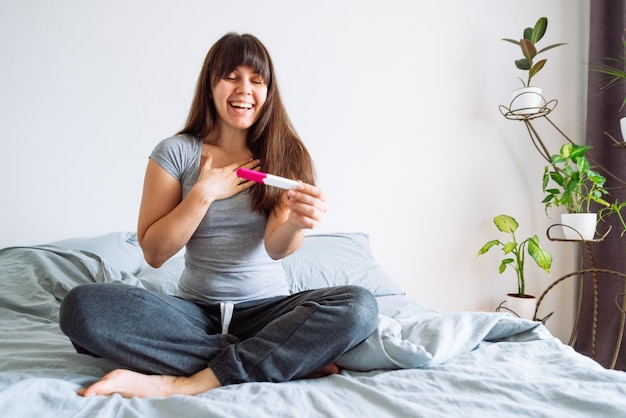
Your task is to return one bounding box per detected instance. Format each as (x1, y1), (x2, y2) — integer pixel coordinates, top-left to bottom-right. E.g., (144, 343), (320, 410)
(59, 283), (378, 385)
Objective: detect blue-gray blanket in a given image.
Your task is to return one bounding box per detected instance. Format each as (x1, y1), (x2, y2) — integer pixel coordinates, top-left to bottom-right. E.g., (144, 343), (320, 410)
(2, 246), (626, 418)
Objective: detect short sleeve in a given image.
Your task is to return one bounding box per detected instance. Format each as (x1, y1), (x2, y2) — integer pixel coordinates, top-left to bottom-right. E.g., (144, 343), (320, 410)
(149, 135), (199, 181)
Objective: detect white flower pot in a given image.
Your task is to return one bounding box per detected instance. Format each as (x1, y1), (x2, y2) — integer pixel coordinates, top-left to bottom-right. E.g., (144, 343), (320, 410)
(561, 213), (597, 240)
(620, 116), (626, 142)
(506, 293), (536, 320)
(510, 87), (545, 114)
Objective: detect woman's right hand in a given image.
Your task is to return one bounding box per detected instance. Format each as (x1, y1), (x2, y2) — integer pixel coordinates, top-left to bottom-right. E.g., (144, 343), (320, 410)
(195, 153), (259, 203)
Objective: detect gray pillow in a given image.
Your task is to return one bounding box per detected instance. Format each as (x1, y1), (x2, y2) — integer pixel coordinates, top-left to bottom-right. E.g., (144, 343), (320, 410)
(137, 256), (184, 295)
(136, 232), (404, 297)
(282, 232), (404, 296)
(49, 231), (145, 275)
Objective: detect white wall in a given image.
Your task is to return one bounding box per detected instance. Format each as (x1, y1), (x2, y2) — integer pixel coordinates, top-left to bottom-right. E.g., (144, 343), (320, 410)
(0, 0), (590, 341)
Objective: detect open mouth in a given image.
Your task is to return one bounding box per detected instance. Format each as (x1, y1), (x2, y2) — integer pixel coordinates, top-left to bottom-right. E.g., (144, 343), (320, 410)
(229, 101), (254, 110)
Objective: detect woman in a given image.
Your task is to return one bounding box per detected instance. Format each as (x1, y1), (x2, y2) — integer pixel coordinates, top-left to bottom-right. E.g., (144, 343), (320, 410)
(60, 32), (378, 398)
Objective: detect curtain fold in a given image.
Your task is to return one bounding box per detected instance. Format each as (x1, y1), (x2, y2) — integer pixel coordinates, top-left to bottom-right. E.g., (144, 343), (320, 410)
(576, 0), (626, 369)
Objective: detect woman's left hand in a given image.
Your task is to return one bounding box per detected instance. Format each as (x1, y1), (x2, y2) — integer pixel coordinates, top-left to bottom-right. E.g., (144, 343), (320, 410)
(264, 182), (327, 259)
(286, 183), (327, 230)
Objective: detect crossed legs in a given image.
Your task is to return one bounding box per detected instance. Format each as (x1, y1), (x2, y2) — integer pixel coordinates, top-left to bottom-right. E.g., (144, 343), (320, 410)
(59, 283), (377, 397)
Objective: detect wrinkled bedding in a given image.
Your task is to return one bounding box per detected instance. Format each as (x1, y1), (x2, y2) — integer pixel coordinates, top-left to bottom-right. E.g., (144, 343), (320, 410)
(2, 246), (626, 418)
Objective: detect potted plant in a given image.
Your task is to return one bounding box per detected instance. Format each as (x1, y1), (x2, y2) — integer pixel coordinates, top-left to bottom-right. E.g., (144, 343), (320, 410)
(478, 214), (553, 319)
(542, 143), (611, 240)
(502, 16), (566, 114)
(590, 35), (626, 113)
(590, 35), (626, 141)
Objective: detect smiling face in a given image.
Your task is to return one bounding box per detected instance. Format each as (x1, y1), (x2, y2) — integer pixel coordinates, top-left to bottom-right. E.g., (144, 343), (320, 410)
(211, 66), (268, 133)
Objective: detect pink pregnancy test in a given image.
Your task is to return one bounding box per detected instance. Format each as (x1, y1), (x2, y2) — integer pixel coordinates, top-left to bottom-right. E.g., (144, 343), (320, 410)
(237, 167), (300, 190)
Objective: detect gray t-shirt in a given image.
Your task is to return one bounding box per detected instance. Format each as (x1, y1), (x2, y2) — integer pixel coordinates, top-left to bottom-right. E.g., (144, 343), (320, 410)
(149, 134), (290, 303)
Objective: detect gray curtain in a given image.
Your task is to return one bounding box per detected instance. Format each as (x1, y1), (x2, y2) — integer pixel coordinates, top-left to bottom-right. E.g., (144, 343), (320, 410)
(576, 0), (626, 369)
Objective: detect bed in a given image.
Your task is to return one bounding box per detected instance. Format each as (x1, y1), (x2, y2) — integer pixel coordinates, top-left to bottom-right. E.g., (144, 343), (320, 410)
(1, 231), (626, 417)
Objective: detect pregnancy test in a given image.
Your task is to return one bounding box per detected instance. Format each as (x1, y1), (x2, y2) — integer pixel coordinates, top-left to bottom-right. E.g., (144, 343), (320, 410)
(237, 167), (300, 190)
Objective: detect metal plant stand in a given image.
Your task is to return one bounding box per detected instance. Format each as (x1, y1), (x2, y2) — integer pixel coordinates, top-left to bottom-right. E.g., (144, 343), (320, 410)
(534, 225), (626, 369)
(500, 93), (626, 369)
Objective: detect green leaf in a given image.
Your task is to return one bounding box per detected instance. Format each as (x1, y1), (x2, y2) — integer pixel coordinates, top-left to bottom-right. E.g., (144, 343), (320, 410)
(502, 38), (521, 46)
(577, 156), (590, 172)
(549, 172), (565, 187)
(566, 173), (580, 190)
(593, 196), (611, 207)
(537, 43), (567, 55)
(560, 143), (574, 159)
(515, 58), (531, 71)
(523, 27), (533, 41)
(493, 214), (519, 234)
(567, 144), (591, 159)
(478, 240), (500, 255)
(531, 17), (548, 44)
(529, 59), (547, 79)
(527, 235), (553, 274)
(588, 171), (606, 186)
(551, 150), (568, 163)
(594, 63), (626, 78)
(566, 168), (578, 181)
(503, 242), (516, 254)
(499, 258), (514, 274)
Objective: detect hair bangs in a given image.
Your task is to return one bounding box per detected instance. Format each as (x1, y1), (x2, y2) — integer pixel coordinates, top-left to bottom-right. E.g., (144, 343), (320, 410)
(211, 33), (272, 87)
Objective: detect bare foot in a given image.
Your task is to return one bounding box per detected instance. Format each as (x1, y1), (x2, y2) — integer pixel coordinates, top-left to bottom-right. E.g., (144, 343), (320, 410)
(304, 363), (341, 379)
(78, 368), (221, 398)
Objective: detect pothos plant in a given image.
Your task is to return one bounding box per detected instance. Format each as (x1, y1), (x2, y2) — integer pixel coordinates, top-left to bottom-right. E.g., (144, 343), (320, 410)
(542, 143), (610, 214)
(478, 214), (553, 298)
(502, 16), (567, 87)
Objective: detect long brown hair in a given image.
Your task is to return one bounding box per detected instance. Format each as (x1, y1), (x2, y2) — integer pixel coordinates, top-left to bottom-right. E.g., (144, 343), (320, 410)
(179, 32), (315, 217)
